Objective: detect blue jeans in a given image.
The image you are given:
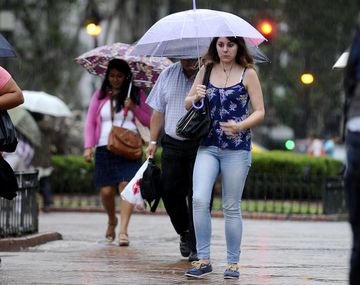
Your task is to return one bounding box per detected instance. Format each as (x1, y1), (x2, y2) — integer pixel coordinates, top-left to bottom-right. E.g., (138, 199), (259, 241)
(346, 130), (360, 285)
(192, 146), (251, 263)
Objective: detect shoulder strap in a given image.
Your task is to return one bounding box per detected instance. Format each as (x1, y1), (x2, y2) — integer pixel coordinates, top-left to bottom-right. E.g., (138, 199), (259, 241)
(240, 68), (247, 83)
(202, 63), (213, 86)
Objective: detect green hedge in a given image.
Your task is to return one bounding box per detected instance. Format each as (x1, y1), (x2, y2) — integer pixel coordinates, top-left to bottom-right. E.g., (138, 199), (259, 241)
(51, 149), (344, 195)
(51, 147), (162, 195)
(51, 155), (96, 194)
(250, 151), (343, 176)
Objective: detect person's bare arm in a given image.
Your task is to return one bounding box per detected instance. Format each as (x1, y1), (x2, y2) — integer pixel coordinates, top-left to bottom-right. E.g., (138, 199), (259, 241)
(0, 78), (24, 110)
(146, 110), (165, 158)
(184, 66), (206, 110)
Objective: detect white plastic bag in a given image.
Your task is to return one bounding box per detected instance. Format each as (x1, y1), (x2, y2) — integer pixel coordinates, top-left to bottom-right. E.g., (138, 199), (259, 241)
(121, 158), (149, 210)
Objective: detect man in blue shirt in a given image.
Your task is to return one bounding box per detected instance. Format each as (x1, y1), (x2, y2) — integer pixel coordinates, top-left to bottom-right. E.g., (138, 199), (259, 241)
(146, 59), (199, 262)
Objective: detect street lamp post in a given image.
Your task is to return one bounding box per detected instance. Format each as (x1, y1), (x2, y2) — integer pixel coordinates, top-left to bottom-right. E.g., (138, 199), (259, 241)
(85, 21), (101, 47)
(300, 72), (315, 138)
(85, 4), (101, 93)
(85, 0), (102, 48)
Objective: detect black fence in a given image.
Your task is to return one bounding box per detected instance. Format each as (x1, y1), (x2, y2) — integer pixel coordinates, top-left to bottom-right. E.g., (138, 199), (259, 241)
(209, 174), (346, 215)
(51, 173), (346, 216)
(0, 171), (39, 238)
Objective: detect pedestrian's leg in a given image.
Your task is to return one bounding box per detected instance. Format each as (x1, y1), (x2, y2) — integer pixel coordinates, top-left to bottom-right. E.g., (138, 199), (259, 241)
(118, 181), (133, 246)
(186, 154), (198, 260)
(192, 146), (219, 261)
(221, 150), (250, 264)
(101, 186), (118, 241)
(41, 176), (53, 210)
(345, 131), (360, 285)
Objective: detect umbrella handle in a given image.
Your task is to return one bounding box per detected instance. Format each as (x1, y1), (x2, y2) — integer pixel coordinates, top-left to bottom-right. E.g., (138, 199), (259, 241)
(124, 79), (132, 117)
(192, 99), (204, 109)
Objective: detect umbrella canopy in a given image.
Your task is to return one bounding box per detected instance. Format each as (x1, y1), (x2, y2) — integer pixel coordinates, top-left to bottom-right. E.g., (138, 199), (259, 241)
(131, 9), (266, 58)
(0, 33), (16, 58)
(21, 90), (72, 117)
(8, 107), (41, 146)
(75, 42), (173, 88)
(333, 51), (349, 69)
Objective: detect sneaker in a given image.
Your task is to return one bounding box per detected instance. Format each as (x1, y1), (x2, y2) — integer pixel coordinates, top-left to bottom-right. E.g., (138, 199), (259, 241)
(185, 261), (212, 278)
(179, 232), (191, 257)
(224, 263), (240, 279)
(188, 251), (199, 262)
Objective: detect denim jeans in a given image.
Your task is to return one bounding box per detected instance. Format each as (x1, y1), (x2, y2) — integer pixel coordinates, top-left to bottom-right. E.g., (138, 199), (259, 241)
(192, 146), (251, 263)
(345, 130), (360, 285)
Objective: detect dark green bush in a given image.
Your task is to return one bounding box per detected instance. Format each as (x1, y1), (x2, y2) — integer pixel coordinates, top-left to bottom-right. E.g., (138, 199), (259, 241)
(51, 155), (96, 194)
(244, 151), (344, 200)
(51, 147), (162, 195)
(51, 149), (344, 196)
(250, 151), (344, 176)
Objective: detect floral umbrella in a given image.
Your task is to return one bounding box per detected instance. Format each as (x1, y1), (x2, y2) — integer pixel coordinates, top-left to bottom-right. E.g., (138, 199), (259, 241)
(75, 42), (173, 88)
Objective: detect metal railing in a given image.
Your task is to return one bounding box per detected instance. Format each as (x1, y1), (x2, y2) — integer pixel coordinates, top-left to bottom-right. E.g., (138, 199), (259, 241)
(0, 171), (39, 238)
(51, 173), (346, 216)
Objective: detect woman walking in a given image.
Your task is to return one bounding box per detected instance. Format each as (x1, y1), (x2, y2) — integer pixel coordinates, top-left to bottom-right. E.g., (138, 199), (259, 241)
(84, 59), (151, 246)
(184, 37), (265, 279)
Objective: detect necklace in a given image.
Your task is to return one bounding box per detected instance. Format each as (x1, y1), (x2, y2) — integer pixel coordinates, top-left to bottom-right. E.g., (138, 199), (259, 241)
(222, 63), (234, 88)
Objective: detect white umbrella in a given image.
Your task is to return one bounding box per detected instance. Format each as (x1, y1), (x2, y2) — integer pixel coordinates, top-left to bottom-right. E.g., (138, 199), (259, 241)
(8, 107), (41, 146)
(131, 8), (266, 59)
(21, 90), (72, 117)
(332, 51), (349, 69)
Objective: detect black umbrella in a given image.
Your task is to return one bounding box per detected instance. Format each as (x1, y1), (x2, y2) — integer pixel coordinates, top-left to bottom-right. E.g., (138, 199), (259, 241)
(0, 33), (16, 58)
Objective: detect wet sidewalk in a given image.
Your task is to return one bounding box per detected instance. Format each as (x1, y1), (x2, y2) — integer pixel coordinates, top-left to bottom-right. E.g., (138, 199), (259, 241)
(0, 212), (351, 284)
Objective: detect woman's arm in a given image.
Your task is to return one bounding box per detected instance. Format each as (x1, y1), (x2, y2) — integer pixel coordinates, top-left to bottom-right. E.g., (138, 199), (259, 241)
(84, 90), (100, 149)
(0, 77), (24, 110)
(184, 66), (206, 110)
(242, 68), (265, 129)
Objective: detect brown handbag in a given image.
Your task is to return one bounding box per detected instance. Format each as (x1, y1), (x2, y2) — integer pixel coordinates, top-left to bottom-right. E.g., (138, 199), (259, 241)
(107, 99), (143, 160)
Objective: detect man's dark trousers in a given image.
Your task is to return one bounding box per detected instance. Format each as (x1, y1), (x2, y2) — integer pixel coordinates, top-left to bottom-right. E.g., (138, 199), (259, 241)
(160, 134), (198, 253)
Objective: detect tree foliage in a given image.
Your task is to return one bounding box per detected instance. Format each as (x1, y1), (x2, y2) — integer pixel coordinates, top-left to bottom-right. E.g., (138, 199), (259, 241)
(2, 0), (360, 153)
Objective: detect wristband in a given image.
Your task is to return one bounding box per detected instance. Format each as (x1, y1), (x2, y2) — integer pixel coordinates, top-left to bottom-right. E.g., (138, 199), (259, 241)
(150, 141), (157, 145)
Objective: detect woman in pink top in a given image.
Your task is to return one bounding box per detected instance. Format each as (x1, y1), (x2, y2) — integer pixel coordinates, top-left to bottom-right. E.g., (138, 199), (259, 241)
(0, 66), (23, 111)
(83, 59), (151, 246)
(0, 66), (23, 204)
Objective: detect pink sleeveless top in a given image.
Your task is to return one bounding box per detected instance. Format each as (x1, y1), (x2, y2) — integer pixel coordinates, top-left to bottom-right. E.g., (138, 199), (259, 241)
(0, 66), (11, 90)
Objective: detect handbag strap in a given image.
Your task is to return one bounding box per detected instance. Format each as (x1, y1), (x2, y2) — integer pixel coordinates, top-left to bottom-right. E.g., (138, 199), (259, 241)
(202, 63), (213, 88)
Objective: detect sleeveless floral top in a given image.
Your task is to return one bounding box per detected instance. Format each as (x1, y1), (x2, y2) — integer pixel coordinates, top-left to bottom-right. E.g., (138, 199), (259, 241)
(201, 68), (251, 151)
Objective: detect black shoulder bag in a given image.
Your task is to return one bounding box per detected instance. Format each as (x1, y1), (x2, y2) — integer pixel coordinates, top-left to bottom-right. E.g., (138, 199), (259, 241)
(176, 64), (213, 140)
(0, 110), (18, 152)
